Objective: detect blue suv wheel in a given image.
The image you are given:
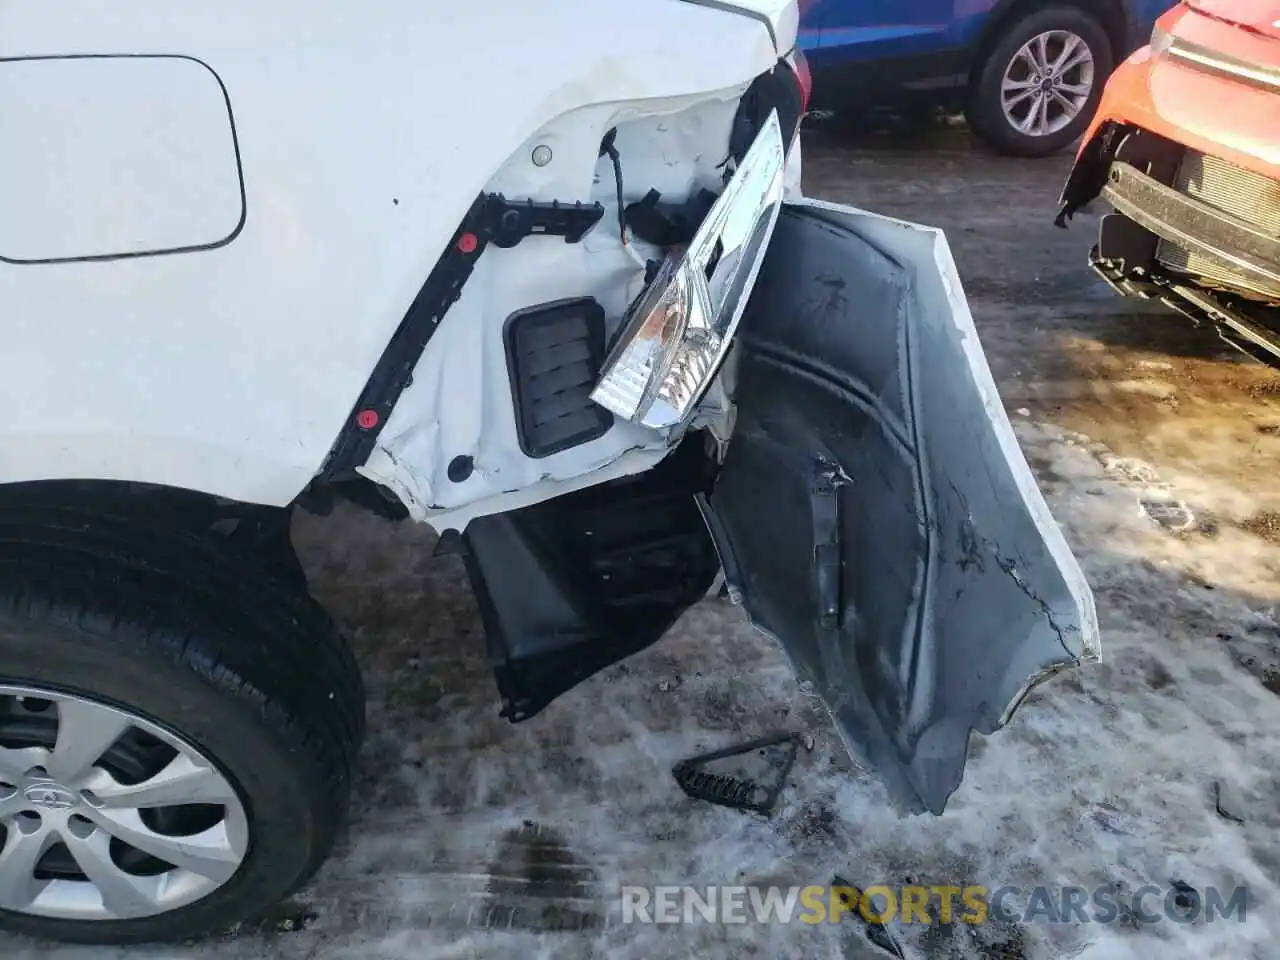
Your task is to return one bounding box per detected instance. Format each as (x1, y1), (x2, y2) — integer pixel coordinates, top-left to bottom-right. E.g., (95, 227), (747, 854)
(967, 6), (1114, 156)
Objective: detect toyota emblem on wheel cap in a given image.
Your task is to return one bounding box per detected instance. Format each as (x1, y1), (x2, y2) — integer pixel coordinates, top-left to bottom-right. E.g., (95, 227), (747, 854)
(23, 784), (76, 810)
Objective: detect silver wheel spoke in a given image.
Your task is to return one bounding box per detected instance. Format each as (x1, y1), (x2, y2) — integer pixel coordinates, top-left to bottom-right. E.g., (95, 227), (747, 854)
(0, 745), (49, 782)
(83, 754), (237, 809)
(1037, 96), (1051, 134)
(0, 788), (27, 819)
(1034, 33), (1051, 71)
(1002, 77), (1037, 93)
(1024, 96), (1049, 135)
(1052, 35), (1081, 71)
(1058, 81), (1091, 96)
(0, 684), (249, 921)
(1051, 90), (1081, 115)
(0, 825), (51, 910)
(63, 830), (161, 919)
(48, 700), (130, 784)
(1003, 89), (1035, 111)
(1016, 98), (1036, 133)
(84, 808), (242, 882)
(1059, 48), (1092, 74)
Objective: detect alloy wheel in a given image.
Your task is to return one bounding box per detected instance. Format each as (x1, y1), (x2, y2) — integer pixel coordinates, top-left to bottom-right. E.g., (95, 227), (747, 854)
(1000, 29), (1096, 138)
(0, 685), (248, 921)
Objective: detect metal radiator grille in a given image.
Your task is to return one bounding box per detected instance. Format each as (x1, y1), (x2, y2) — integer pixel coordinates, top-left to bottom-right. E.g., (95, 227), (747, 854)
(1156, 150), (1280, 301)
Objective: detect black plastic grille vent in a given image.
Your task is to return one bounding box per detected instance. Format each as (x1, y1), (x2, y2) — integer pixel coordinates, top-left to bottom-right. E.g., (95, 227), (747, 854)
(504, 298), (613, 458)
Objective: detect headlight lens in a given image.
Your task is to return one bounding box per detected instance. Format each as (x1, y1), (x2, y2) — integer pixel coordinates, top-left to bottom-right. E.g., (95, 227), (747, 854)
(591, 110), (786, 431)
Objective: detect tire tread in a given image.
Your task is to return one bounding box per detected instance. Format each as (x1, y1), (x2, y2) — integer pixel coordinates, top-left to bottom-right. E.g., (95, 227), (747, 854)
(0, 488), (364, 943)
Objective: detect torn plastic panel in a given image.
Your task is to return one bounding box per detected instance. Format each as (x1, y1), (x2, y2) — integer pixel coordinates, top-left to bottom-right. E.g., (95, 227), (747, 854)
(704, 200), (1099, 814)
(461, 438), (720, 722)
(1056, 121), (1131, 227)
(354, 90), (753, 530)
(728, 53), (806, 162)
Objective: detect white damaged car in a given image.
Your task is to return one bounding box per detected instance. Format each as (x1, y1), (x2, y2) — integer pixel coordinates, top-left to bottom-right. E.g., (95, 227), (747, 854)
(0, 0), (1096, 943)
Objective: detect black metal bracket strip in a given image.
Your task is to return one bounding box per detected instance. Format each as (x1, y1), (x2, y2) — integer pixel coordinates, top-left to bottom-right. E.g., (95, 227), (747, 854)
(810, 459), (844, 634)
(1102, 162), (1280, 289)
(321, 193), (605, 479)
(811, 458), (849, 689)
(671, 732), (802, 816)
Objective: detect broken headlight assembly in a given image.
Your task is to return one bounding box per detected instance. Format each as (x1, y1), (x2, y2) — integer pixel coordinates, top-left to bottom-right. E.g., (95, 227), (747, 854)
(590, 110), (786, 431)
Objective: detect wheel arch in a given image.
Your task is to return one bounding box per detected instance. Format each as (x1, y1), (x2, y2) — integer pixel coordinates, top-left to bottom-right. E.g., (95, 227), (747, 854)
(968, 0), (1132, 86)
(0, 474), (408, 532)
(0, 478), (278, 530)
(0, 472), (366, 944)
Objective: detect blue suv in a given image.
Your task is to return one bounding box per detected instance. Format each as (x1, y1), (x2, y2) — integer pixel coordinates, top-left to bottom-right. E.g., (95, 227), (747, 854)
(800, 0), (1170, 156)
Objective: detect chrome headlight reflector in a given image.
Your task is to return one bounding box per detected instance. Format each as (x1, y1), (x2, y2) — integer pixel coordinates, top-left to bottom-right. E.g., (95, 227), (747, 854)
(590, 110), (786, 431)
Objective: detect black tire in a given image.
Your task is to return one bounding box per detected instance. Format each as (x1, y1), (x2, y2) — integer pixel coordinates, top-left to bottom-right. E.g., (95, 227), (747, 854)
(0, 486), (364, 944)
(966, 6), (1114, 158)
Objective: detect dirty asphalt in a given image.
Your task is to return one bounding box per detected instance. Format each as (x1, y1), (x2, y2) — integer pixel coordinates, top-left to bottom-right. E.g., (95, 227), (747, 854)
(8, 126), (1280, 960)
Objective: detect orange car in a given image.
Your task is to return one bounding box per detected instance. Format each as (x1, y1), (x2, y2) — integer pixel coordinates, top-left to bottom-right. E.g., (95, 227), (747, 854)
(1057, 0), (1280, 362)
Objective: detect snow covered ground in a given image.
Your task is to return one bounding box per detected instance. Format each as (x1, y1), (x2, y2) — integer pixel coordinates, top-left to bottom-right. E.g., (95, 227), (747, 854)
(6, 131), (1279, 960)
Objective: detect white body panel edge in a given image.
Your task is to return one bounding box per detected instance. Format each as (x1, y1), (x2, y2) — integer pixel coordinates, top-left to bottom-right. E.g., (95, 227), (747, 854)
(0, 1), (782, 512)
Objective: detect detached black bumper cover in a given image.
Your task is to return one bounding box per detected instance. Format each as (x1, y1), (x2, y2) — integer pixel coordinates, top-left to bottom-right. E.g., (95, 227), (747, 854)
(706, 201), (1100, 814)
